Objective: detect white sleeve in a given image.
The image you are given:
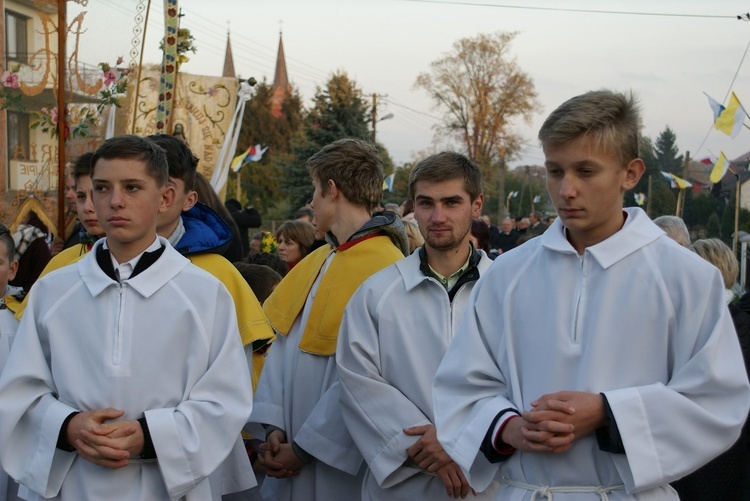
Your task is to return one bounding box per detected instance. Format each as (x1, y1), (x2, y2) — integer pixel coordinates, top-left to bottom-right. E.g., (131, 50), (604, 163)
(249, 327), (287, 431)
(432, 276), (517, 492)
(294, 373), (364, 475)
(145, 286), (253, 499)
(604, 271), (750, 492)
(0, 295), (78, 498)
(337, 285), (430, 488)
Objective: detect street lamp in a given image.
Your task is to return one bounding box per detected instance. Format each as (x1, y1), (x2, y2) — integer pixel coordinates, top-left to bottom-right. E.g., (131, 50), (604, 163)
(372, 113), (394, 143)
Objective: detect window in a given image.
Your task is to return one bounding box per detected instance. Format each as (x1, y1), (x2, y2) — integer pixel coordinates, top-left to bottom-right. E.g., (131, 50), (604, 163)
(7, 111), (30, 162)
(5, 10), (29, 63)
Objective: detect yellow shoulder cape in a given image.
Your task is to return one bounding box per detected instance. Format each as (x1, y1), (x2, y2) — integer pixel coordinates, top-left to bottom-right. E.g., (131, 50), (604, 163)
(264, 234), (404, 356)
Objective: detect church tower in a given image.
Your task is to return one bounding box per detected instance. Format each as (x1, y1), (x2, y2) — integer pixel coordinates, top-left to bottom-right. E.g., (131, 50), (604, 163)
(223, 30), (236, 78)
(271, 31), (290, 118)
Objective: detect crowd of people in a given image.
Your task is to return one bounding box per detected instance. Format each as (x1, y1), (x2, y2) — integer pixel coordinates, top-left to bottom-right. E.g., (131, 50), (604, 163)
(0, 89), (747, 501)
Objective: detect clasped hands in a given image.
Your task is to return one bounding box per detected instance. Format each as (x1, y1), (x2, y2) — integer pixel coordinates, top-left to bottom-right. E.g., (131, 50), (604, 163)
(66, 408), (145, 469)
(404, 424), (471, 499)
(503, 391), (607, 454)
(257, 429), (304, 478)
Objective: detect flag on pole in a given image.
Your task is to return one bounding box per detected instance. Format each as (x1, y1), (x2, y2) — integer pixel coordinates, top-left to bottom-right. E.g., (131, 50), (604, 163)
(710, 152), (730, 183)
(715, 92), (747, 138)
(705, 93), (725, 121)
(661, 171), (692, 189)
(230, 144), (268, 172)
(634, 193), (646, 206)
(382, 173), (395, 192)
(506, 191), (518, 200)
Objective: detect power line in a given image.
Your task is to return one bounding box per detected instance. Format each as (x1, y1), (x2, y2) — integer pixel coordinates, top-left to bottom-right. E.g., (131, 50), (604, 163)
(381, 98), (442, 122)
(401, 0), (737, 19)
(692, 32), (750, 157)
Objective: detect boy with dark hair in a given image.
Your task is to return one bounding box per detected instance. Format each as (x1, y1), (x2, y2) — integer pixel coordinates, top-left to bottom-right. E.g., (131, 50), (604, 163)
(251, 138), (408, 500)
(433, 90), (750, 499)
(147, 134), (274, 389)
(0, 135), (256, 500)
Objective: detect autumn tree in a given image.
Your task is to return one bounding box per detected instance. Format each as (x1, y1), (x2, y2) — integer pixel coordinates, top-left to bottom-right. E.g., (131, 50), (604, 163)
(415, 31), (538, 216)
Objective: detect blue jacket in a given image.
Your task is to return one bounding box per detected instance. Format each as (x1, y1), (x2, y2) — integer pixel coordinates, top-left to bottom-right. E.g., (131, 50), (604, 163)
(175, 202), (233, 257)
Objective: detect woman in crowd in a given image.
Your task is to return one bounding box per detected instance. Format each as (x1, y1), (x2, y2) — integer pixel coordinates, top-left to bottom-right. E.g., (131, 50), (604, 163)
(275, 220), (315, 271)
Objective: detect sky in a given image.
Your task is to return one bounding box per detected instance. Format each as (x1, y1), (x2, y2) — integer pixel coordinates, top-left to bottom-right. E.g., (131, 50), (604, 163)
(71, 0), (750, 170)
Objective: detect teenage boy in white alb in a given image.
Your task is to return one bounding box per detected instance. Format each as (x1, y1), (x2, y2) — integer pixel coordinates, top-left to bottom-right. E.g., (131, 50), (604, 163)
(337, 152), (498, 500)
(432, 90), (750, 500)
(0, 135), (255, 500)
(251, 138), (408, 501)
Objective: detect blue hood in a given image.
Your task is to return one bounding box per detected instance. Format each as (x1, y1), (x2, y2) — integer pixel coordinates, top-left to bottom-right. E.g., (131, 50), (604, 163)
(175, 202), (233, 256)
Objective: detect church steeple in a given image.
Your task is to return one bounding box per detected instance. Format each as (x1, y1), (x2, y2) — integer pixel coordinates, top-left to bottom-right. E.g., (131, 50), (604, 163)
(272, 31), (289, 91)
(271, 31), (290, 117)
(223, 30), (236, 78)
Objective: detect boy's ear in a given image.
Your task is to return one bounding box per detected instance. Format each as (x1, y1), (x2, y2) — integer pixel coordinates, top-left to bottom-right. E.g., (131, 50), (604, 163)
(623, 158), (646, 191)
(182, 190), (198, 212)
(159, 183), (177, 215)
(327, 179), (339, 201)
(8, 260), (18, 282)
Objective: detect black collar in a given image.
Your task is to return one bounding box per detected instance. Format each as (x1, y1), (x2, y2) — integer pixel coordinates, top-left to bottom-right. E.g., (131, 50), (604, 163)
(96, 244), (166, 282)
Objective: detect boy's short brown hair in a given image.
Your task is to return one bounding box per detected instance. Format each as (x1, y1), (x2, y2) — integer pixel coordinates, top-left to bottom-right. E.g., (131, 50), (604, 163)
(306, 138), (383, 212)
(538, 90), (641, 168)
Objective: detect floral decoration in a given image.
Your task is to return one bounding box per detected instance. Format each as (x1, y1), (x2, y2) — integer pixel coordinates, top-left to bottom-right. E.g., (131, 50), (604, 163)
(0, 65), (24, 111)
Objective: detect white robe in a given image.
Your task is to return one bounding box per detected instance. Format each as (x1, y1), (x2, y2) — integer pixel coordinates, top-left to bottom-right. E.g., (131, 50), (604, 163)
(251, 254), (364, 501)
(433, 208), (750, 500)
(337, 249), (499, 500)
(0, 305), (21, 500)
(0, 238), (255, 500)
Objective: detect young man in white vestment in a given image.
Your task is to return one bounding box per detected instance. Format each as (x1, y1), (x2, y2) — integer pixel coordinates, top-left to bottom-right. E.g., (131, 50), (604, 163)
(0, 135), (256, 500)
(337, 152), (498, 500)
(432, 90), (750, 500)
(250, 138), (408, 500)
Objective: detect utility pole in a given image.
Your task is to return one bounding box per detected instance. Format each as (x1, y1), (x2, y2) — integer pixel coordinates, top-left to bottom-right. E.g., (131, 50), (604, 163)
(372, 93), (378, 143)
(371, 93), (393, 143)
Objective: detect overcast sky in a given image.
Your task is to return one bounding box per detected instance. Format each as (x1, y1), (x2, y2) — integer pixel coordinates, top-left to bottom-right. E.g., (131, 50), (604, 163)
(74, 0), (750, 169)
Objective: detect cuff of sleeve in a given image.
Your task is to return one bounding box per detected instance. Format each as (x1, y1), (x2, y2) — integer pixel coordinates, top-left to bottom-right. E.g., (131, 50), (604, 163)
(138, 417), (157, 459)
(56, 412), (81, 452)
(492, 414), (521, 454)
(264, 425), (287, 442)
(291, 440), (314, 464)
(595, 393), (626, 454)
(479, 408), (519, 463)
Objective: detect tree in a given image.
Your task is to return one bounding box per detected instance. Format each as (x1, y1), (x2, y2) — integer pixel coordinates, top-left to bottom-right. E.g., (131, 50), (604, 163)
(654, 126), (683, 174)
(229, 80), (305, 213)
(281, 72), (379, 211)
(415, 31), (538, 215)
(631, 135), (676, 217)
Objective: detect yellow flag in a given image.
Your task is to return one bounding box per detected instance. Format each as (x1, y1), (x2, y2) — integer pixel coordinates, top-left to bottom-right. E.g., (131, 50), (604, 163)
(710, 152), (730, 183)
(715, 92), (747, 138)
